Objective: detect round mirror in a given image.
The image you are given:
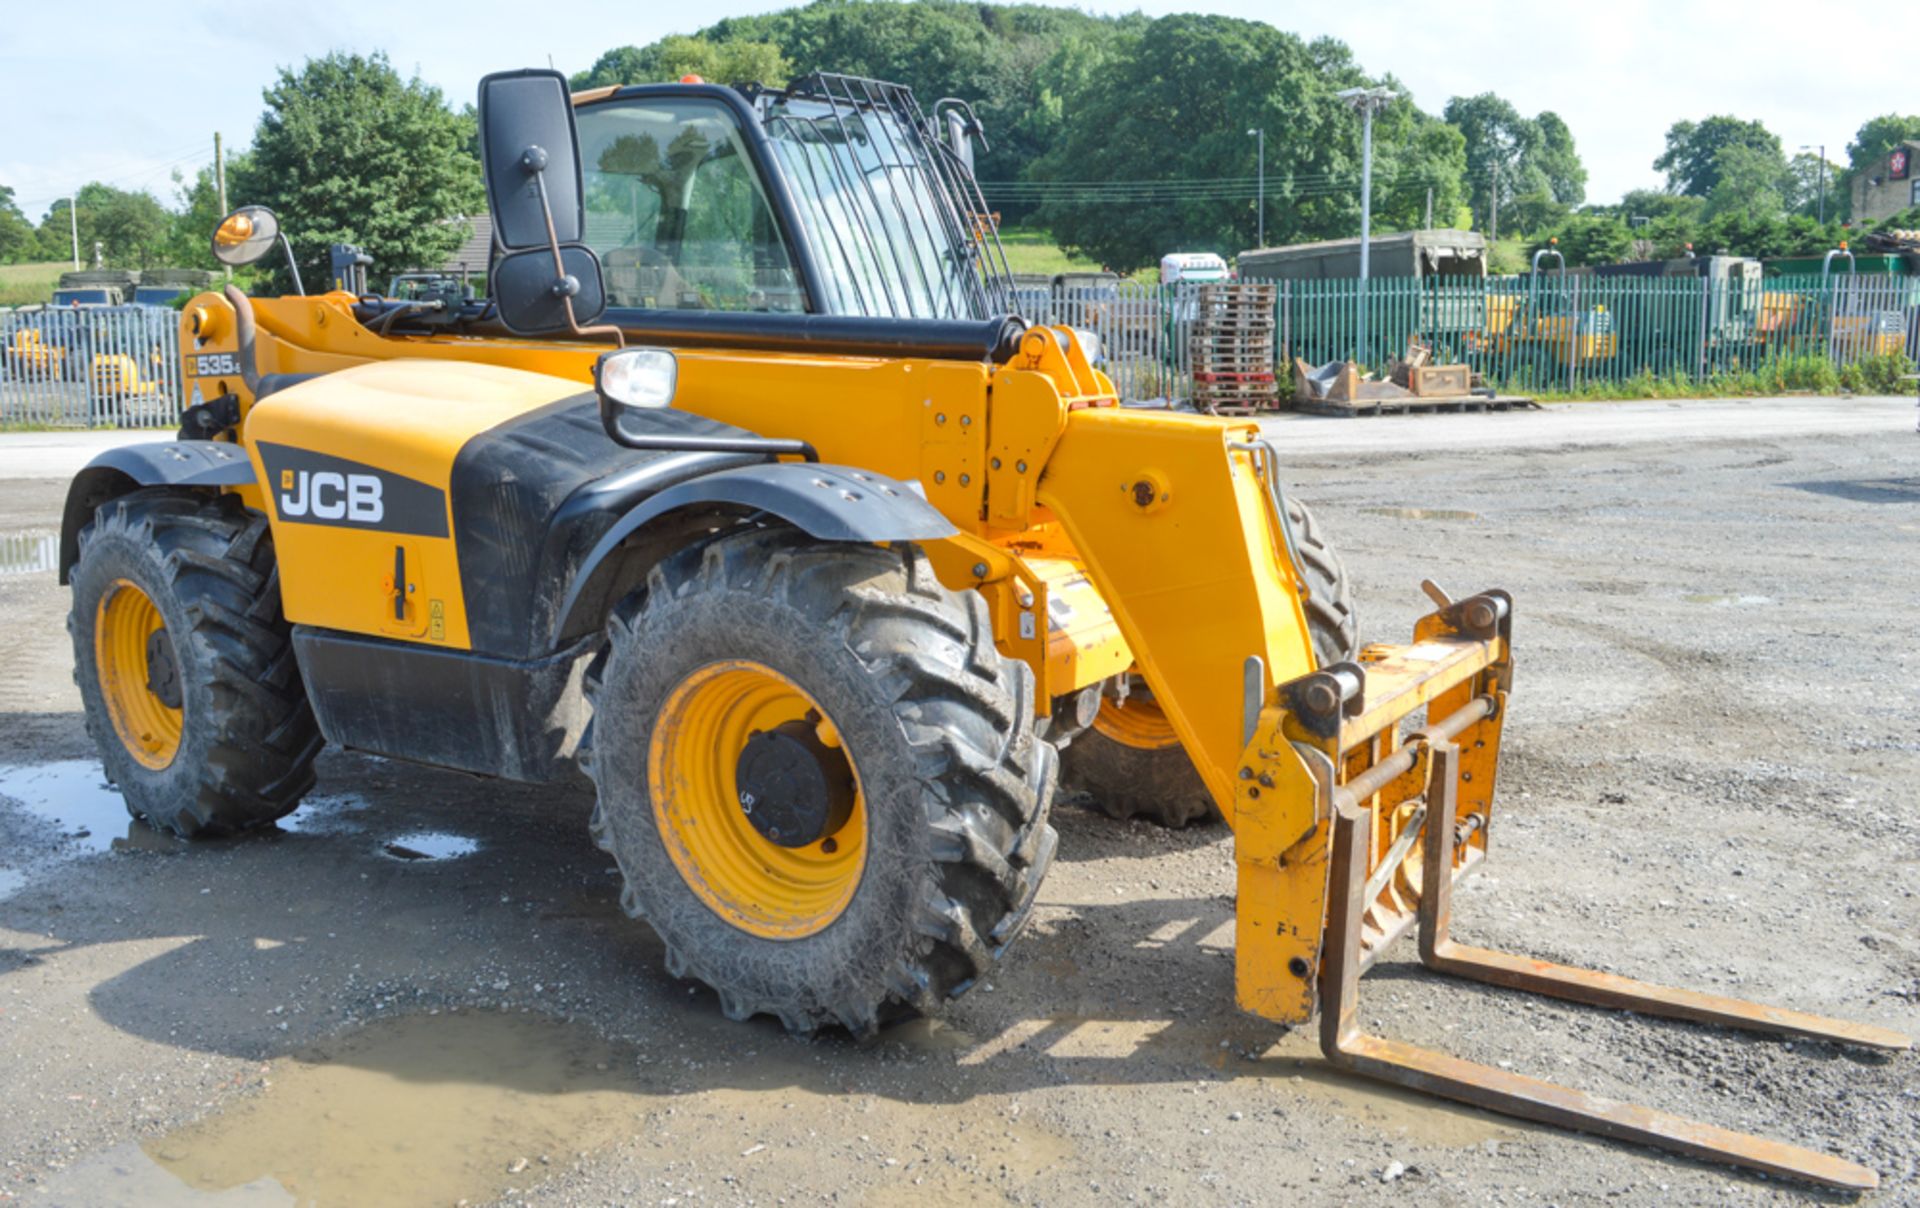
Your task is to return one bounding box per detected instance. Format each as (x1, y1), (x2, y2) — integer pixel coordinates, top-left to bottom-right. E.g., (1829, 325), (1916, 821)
(210, 206), (280, 268)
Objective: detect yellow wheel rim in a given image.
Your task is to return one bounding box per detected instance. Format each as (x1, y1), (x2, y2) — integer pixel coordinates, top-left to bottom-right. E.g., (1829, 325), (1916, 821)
(94, 578), (183, 770)
(1091, 688), (1181, 751)
(649, 660), (867, 939)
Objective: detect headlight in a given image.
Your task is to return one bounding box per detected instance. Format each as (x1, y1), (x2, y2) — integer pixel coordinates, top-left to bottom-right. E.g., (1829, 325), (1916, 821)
(596, 347), (678, 409)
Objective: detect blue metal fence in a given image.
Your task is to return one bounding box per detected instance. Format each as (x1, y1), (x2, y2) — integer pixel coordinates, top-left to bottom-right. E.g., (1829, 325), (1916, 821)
(0, 305), (182, 428)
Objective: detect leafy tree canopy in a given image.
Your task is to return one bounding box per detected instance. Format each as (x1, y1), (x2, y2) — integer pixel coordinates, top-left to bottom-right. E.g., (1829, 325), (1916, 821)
(573, 36), (792, 91)
(1024, 14), (1465, 269)
(1654, 115), (1781, 197)
(230, 51), (484, 290)
(1443, 94), (1587, 229)
(0, 185), (38, 264)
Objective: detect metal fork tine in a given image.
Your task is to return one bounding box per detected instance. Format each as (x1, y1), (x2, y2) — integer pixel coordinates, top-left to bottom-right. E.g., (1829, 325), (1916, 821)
(1317, 744), (1887, 1192)
(1415, 750), (1911, 1053)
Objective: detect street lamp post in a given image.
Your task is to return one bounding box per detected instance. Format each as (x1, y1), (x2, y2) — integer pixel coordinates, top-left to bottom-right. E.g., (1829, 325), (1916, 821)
(1337, 86), (1398, 367)
(1246, 127), (1265, 248)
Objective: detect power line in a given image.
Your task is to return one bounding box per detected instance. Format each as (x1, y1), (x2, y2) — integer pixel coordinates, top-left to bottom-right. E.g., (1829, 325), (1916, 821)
(13, 140), (216, 217)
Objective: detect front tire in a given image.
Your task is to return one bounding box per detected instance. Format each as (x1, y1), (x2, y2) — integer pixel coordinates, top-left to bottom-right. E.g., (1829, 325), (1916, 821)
(585, 527), (1057, 1039)
(1060, 495), (1358, 827)
(68, 489), (321, 837)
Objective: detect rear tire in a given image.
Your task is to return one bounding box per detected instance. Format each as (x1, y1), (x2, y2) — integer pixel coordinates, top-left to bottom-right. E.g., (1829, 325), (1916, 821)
(1060, 495), (1357, 827)
(68, 489), (321, 837)
(584, 527), (1057, 1039)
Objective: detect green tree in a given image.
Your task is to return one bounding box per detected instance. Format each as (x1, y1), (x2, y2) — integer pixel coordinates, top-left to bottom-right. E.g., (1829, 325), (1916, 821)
(1703, 141), (1789, 220)
(1443, 94), (1587, 232)
(0, 186), (37, 264)
(1844, 114), (1920, 177)
(1534, 213), (1630, 266)
(683, 0), (1134, 219)
(31, 183), (171, 268)
(1504, 190), (1569, 237)
(162, 158), (248, 270)
(1023, 14), (1464, 269)
(572, 36), (791, 90)
(1783, 150), (1841, 220)
(1653, 115), (1782, 197)
(230, 52), (483, 290)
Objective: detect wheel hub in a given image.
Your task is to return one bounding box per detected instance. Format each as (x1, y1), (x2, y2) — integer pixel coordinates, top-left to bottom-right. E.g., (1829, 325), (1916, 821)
(145, 628), (182, 709)
(735, 719), (855, 848)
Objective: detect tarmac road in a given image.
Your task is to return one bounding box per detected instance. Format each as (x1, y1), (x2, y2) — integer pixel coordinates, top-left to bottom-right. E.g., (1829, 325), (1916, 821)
(0, 396), (1915, 1206)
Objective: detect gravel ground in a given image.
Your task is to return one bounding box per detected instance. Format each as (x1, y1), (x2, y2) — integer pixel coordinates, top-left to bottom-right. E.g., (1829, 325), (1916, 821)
(0, 399), (1915, 1207)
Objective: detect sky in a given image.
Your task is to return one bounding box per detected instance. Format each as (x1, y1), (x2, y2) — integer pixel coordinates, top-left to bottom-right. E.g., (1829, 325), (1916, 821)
(3, 0), (1913, 225)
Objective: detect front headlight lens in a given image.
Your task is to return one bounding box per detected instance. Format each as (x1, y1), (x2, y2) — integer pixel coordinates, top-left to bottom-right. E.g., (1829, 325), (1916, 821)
(597, 348), (678, 409)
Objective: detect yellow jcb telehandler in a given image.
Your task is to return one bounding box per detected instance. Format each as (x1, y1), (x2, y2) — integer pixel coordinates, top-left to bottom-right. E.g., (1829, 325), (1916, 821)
(58, 69), (1906, 1189)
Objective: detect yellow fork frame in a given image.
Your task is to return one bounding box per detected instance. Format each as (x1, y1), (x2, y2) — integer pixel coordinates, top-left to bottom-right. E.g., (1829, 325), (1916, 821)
(1229, 586), (1907, 1191)
(1034, 403), (1906, 1188)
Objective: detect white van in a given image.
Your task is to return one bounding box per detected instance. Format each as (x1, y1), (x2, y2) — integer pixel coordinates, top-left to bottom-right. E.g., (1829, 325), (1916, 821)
(1159, 252), (1230, 285)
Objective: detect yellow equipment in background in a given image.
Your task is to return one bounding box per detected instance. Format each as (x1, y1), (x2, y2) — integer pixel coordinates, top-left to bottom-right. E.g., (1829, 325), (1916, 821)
(56, 68), (1906, 1192)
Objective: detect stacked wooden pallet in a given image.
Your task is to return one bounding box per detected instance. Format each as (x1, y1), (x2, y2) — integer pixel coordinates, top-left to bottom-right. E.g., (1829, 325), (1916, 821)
(1190, 284), (1278, 414)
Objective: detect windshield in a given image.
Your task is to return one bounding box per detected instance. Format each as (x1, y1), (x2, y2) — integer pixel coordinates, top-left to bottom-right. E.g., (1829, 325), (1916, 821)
(576, 97), (805, 314)
(133, 287), (184, 306)
(761, 81), (1010, 322)
(54, 289), (109, 305)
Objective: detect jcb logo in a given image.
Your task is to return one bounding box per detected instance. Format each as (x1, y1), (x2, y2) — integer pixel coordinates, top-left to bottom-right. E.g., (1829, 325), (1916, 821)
(255, 442), (448, 538)
(279, 468), (384, 523)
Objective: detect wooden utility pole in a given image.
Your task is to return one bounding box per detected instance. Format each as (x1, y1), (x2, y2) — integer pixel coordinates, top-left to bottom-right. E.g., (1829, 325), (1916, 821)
(215, 132), (229, 279)
(1489, 163), (1500, 243)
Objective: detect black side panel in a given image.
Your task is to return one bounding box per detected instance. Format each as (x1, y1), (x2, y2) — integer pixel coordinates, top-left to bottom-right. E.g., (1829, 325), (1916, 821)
(448, 394), (760, 658)
(59, 441), (256, 583)
(292, 626), (592, 783)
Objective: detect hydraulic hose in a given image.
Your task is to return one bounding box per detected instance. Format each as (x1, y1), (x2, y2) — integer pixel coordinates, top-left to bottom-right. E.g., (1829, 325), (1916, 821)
(222, 284), (264, 398)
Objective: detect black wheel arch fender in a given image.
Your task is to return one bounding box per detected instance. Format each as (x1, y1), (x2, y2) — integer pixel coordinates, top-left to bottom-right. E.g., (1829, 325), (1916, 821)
(59, 442), (256, 584)
(551, 461), (956, 648)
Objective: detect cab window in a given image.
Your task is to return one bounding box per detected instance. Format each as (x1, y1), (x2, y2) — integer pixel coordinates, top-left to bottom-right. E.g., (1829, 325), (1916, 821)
(575, 97), (806, 314)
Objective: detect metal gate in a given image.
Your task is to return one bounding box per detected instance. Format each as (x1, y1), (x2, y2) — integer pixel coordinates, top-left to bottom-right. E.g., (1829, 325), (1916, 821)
(0, 306), (181, 429)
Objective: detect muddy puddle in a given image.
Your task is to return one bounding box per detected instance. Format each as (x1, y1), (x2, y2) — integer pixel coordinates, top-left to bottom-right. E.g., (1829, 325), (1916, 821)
(0, 530), (58, 576)
(40, 1011), (642, 1207)
(1363, 506), (1481, 521)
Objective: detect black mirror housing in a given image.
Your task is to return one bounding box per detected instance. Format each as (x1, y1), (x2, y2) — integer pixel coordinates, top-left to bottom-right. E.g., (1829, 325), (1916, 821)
(477, 68), (610, 337)
(493, 246), (606, 335)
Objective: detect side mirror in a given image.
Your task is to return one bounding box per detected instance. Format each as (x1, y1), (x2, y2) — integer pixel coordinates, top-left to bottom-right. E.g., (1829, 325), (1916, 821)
(477, 68), (613, 339)
(211, 205), (306, 295)
(211, 206), (279, 267)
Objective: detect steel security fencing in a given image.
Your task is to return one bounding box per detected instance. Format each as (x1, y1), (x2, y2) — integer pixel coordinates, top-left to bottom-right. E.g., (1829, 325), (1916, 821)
(0, 305), (181, 428)
(1018, 273), (1920, 403)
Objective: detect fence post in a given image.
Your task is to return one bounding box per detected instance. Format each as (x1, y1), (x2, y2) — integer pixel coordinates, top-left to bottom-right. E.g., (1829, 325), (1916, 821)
(1695, 275), (1710, 383)
(1567, 274), (1580, 394)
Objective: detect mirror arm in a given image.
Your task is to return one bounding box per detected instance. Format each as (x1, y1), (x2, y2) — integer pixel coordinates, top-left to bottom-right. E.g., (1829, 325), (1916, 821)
(529, 166), (624, 347)
(278, 234), (305, 297)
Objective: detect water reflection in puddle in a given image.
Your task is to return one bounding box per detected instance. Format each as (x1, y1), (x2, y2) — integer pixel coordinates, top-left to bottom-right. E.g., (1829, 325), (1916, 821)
(381, 831), (479, 861)
(0, 759), (138, 853)
(0, 530), (58, 575)
(40, 1011), (640, 1207)
(1363, 506), (1481, 521)
(0, 762), (375, 861)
